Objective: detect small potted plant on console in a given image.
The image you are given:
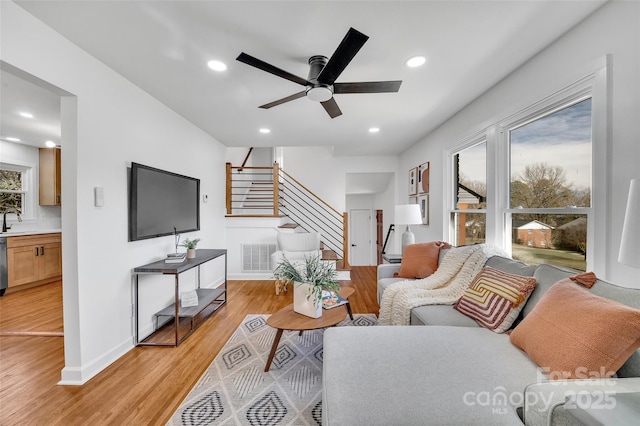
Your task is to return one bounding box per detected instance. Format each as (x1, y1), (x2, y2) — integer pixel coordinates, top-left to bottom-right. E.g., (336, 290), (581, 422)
(180, 238), (201, 259)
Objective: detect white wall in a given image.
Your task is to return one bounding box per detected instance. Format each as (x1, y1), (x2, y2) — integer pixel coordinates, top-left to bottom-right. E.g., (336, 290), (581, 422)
(397, 1), (640, 287)
(282, 147), (399, 212)
(0, 141), (62, 230)
(1, 2), (227, 384)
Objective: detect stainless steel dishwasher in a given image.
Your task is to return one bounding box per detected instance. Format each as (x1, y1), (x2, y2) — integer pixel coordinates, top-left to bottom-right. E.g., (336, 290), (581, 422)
(0, 236), (7, 296)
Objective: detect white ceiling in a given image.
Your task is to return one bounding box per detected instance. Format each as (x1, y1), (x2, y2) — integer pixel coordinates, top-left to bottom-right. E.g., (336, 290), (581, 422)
(7, 1), (605, 156)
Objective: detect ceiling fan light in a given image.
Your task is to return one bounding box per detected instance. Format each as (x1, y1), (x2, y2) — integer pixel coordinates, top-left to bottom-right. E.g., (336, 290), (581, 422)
(406, 56), (426, 68)
(306, 86), (333, 103)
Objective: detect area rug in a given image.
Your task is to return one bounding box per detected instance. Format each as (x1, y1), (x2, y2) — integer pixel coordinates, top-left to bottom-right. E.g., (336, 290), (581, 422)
(168, 313), (377, 426)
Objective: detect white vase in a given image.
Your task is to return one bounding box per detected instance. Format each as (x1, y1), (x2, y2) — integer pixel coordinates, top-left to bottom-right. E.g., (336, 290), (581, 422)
(186, 248), (196, 259)
(293, 282), (322, 318)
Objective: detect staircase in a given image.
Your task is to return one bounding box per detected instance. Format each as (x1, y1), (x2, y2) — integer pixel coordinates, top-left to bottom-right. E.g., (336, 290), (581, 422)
(226, 161), (349, 269)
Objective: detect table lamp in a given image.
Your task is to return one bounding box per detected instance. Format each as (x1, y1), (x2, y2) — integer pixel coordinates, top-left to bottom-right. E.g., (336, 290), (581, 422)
(395, 204), (423, 254)
(619, 178), (640, 268)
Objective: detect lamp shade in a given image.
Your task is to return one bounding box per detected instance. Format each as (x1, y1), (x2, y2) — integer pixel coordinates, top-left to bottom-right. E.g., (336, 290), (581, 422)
(395, 204), (422, 225)
(619, 178), (640, 268)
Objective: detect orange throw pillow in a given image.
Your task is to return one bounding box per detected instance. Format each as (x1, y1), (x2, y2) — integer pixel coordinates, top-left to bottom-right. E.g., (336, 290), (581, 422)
(510, 279), (640, 379)
(396, 242), (449, 279)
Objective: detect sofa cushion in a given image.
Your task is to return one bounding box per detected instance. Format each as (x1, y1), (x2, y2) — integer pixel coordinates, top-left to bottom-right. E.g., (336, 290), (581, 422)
(523, 263), (575, 318)
(323, 326), (538, 425)
(411, 305), (481, 327)
(485, 255), (537, 276)
(396, 241), (445, 279)
(510, 279), (640, 379)
(377, 277), (406, 303)
(454, 267), (537, 333)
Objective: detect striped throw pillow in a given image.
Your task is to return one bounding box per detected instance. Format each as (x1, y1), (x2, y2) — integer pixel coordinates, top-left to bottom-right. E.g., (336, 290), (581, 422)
(454, 267), (537, 333)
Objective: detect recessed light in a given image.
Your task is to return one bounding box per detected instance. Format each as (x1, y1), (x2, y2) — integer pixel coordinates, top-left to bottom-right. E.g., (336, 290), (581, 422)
(5, 137), (20, 142)
(45, 141), (57, 148)
(259, 128), (271, 134)
(19, 111), (34, 118)
(369, 127), (380, 133)
(405, 56), (426, 68)
(207, 60), (227, 72)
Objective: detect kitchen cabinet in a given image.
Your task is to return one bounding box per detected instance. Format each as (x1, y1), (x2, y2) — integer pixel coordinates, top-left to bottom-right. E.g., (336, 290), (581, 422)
(39, 148), (61, 206)
(7, 233), (62, 289)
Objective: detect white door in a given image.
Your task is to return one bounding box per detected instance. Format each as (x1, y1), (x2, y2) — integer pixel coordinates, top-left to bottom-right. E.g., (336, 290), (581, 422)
(350, 209), (372, 266)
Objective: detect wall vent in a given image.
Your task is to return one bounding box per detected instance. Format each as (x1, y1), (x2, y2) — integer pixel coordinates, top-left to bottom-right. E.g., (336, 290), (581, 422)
(241, 243), (276, 272)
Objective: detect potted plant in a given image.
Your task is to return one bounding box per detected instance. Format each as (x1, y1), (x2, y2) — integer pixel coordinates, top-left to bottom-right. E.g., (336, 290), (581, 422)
(273, 254), (340, 318)
(180, 238), (201, 259)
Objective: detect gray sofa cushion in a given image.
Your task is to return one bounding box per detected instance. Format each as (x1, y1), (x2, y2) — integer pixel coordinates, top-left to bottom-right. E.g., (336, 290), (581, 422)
(411, 304), (481, 327)
(377, 277), (405, 303)
(523, 264), (575, 318)
(323, 326), (539, 425)
(485, 255), (537, 276)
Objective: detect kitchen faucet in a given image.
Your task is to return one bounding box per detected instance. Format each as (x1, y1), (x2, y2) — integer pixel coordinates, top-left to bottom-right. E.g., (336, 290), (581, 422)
(1, 209), (22, 233)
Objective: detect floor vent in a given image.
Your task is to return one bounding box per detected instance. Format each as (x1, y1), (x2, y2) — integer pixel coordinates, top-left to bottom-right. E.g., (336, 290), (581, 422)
(241, 243), (276, 272)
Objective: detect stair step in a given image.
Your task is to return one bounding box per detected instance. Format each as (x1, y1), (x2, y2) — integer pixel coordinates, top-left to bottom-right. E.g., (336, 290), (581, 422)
(279, 223), (299, 229)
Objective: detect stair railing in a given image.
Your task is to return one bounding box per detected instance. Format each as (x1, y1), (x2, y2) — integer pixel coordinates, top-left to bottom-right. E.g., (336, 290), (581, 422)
(225, 162), (349, 267)
(226, 163), (278, 216)
(278, 168), (347, 264)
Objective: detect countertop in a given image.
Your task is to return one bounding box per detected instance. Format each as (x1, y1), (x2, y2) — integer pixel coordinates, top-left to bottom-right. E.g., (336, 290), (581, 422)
(0, 229), (62, 238)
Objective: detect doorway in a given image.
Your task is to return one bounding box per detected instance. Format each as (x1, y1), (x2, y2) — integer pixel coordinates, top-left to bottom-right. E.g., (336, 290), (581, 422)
(349, 209), (372, 266)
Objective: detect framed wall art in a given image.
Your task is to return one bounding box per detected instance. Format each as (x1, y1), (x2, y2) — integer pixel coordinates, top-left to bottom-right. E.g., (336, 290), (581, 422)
(418, 161), (430, 194)
(418, 194), (429, 225)
(409, 196), (417, 204)
(408, 167), (418, 196)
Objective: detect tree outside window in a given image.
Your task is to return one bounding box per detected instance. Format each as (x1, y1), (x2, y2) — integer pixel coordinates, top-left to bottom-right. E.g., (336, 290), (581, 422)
(0, 169), (24, 216)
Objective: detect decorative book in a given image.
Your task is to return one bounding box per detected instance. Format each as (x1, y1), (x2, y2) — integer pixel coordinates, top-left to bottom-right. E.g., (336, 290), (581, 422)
(181, 290), (199, 308)
(165, 253), (186, 264)
(322, 290), (348, 310)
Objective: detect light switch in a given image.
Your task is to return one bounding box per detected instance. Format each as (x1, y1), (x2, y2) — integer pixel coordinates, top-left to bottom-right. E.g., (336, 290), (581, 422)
(94, 187), (104, 207)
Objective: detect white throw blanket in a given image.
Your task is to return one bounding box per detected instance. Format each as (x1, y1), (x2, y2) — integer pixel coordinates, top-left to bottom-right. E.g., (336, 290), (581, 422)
(378, 244), (506, 326)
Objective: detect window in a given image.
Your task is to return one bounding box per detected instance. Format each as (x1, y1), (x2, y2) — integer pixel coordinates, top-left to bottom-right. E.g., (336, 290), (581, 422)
(447, 64), (607, 272)
(451, 141), (487, 246)
(0, 164), (30, 218)
(507, 98), (592, 271)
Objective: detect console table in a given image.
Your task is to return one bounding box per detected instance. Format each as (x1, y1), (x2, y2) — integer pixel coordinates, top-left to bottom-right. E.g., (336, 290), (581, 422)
(133, 249), (227, 347)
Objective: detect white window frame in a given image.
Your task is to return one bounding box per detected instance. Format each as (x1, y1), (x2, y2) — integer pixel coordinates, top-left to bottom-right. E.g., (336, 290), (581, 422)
(0, 161), (35, 220)
(445, 134), (489, 246)
(446, 57), (609, 275)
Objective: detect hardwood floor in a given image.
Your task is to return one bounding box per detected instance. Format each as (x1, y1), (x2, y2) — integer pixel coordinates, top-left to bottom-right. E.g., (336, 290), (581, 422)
(0, 266), (378, 425)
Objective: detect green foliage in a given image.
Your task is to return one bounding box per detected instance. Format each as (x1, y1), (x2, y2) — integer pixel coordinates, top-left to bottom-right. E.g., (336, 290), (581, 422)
(273, 254), (340, 303)
(179, 238), (201, 249)
(0, 170), (23, 214)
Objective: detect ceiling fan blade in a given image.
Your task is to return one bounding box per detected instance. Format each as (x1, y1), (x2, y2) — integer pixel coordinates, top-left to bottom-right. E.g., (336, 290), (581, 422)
(317, 28), (369, 85)
(237, 52), (311, 86)
(259, 91), (307, 109)
(334, 81), (402, 94)
(321, 97), (342, 119)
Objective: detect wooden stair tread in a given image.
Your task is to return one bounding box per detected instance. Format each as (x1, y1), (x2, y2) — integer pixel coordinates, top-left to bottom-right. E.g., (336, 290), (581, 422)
(278, 223), (299, 229)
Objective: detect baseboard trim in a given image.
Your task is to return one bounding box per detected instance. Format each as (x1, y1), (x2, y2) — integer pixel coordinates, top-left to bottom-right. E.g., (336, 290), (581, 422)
(58, 338), (132, 386)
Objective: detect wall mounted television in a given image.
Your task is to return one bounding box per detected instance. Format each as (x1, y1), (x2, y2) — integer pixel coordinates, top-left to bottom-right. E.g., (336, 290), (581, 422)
(128, 162), (200, 241)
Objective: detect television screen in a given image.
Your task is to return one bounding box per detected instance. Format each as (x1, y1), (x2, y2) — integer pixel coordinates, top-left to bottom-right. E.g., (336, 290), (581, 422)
(129, 162), (200, 241)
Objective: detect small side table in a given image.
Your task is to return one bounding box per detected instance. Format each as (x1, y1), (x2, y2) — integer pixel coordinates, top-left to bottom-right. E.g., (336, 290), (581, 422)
(264, 287), (355, 372)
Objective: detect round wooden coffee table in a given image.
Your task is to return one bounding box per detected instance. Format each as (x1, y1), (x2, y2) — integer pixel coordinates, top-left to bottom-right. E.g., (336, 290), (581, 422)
(264, 286), (354, 372)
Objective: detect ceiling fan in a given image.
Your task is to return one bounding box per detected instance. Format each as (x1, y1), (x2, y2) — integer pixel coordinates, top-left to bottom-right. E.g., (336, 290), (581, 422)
(236, 27), (402, 119)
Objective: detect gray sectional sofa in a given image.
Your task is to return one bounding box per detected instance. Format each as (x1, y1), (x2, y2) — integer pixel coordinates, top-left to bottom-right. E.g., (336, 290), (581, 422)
(322, 253), (640, 425)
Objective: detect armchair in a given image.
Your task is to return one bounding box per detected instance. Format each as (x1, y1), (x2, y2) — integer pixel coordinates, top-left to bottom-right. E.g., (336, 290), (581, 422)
(271, 232), (322, 294)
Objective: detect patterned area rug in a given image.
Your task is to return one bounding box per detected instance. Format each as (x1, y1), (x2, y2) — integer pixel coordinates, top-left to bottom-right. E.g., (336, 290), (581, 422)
(168, 313), (377, 426)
